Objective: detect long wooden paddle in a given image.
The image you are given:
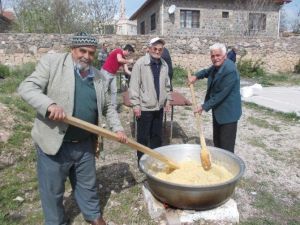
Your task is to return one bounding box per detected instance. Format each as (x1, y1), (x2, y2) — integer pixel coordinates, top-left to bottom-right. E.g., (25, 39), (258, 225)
(63, 116), (180, 170)
(187, 71), (212, 170)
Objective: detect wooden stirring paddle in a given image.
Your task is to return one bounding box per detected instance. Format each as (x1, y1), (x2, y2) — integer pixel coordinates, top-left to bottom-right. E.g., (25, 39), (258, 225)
(63, 116), (180, 170)
(187, 71), (212, 170)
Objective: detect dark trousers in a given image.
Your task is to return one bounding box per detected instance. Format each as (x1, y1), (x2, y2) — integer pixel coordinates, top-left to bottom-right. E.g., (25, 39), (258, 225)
(213, 115), (237, 153)
(136, 109), (164, 162)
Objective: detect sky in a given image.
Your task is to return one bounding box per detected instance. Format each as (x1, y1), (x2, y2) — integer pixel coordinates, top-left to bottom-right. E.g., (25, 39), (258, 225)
(125, 0), (299, 22)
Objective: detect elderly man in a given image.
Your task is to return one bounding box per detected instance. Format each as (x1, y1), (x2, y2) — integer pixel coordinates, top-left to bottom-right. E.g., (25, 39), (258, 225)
(188, 43), (242, 153)
(129, 37), (171, 163)
(18, 32), (127, 225)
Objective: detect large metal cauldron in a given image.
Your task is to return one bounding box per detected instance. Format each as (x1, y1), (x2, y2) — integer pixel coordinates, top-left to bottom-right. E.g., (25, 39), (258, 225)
(139, 144), (245, 210)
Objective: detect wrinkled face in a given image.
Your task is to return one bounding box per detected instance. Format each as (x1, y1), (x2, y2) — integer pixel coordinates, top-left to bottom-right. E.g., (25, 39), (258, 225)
(210, 48), (226, 67)
(71, 46), (96, 70)
(148, 43), (164, 59)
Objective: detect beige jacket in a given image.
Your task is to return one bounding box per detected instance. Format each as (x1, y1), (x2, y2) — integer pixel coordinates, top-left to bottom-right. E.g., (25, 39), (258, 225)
(129, 54), (171, 111)
(18, 53), (123, 155)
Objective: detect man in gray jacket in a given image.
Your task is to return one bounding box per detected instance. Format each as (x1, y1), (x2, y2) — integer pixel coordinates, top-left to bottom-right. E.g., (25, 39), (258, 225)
(129, 37), (171, 163)
(18, 32), (127, 225)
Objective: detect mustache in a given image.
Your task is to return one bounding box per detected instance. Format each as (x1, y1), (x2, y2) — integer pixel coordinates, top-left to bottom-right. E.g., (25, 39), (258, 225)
(79, 58), (89, 63)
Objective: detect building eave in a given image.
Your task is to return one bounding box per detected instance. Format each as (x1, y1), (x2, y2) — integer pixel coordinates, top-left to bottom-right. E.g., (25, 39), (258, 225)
(129, 0), (154, 20)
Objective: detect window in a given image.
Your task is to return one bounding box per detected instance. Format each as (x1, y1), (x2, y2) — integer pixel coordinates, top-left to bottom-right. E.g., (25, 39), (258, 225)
(249, 13), (266, 31)
(180, 10), (200, 28)
(140, 21), (145, 34)
(151, 13), (156, 30)
(222, 11), (229, 18)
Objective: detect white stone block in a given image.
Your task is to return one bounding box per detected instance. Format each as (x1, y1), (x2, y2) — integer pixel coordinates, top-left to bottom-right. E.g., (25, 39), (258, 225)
(142, 185), (239, 225)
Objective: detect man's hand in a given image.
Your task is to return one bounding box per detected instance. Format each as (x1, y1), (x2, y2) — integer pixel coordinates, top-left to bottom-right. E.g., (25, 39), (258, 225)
(47, 104), (65, 121)
(127, 58), (134, 64)
(116, 131), (128, 143)
(187, 75), (197, 86)
(164, 103), (171, 112)
(133, 108), (141, 118)
(194, 105), (203, 115)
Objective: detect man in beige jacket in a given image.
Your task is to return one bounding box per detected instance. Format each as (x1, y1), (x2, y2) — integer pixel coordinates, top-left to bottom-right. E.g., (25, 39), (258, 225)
(129, 37), (171, 164)
(18, 32), (127, 225)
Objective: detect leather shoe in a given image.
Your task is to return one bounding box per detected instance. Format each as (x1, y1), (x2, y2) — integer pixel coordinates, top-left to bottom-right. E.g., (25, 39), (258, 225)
(89, 217), (106, 225)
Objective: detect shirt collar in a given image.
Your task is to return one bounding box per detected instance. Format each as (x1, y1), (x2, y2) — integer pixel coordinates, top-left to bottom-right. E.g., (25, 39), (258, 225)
(74, 67), (95, 80)
(150, 57), (162, 65)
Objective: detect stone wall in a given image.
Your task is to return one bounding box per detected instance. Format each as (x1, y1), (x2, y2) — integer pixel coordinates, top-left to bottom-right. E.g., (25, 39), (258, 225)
(0, 33), (300, 73)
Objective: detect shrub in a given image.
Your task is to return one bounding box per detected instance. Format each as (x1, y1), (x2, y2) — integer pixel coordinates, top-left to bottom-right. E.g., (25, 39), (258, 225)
(237, 59), (266, 78)
(294, 59), (300, 74)
(173, 65), (187, 86)
(0, 64), (10, 79)
(10, 62), (36, 78)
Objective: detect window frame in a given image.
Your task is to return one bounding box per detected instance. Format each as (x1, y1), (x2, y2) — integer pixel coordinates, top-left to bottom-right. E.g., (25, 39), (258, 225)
(248, 13), (266, 31)
(140, 21), (145, 34)
(150, 13), (156, 31)
(222, 11), (229, 19)
(180, 9), (200, 28)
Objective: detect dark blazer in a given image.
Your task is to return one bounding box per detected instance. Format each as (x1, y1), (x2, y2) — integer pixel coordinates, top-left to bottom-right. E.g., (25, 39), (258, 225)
(195, 59), (242, 124)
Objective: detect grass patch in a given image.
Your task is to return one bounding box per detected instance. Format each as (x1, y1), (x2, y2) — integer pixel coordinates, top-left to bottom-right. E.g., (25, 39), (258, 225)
(253, 191), (300, 223)
(172, 65), (187, 87)
(240, 218), (278, 225)
(247, 137), (267, 149)
(0, 63), (44, 225)
(244, 102), (300, 123)
(238, 178), (300, 225)
(0, 150), (41, 225)
(247, 116), (280, 132)
(103, 185), (156, 224)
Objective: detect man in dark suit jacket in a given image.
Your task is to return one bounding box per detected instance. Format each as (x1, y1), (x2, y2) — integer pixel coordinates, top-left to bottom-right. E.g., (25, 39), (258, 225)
(188, 43), (242, 153)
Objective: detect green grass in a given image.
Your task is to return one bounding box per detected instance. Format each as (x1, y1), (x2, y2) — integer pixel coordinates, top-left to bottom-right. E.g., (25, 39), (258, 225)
(238, 178), (300, 225)
(0, 63), (43, 225)
(103, 185), (156, 224)
(247, 116), (280, 132)
(245, 72), (300, 87)
(247, 137), (267, 149)
(244, 102), (300, 123)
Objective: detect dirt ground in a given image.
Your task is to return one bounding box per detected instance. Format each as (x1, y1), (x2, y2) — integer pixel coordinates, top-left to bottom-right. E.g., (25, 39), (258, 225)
(1, 86), (299, 224)
(87, 87), (299, 224)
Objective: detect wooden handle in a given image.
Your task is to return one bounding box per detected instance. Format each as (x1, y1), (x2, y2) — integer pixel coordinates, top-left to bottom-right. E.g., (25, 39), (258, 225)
(187, 71), (207, 149)
(63, 116), (180, 169)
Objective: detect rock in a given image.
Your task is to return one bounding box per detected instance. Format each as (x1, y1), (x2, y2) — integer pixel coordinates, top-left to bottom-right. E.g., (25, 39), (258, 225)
(13, 196), (24, 202)
(142, 185), (240, 224)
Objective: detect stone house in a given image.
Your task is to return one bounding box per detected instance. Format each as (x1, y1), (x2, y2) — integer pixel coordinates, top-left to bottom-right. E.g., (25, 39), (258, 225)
(129, 0), (291, 37)
(0, 10), (15, 32)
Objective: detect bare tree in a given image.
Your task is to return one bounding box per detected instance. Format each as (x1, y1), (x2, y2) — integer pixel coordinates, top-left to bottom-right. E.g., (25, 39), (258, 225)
(279, 8), (288, 32)
(292, 9), (300, 33)
(86, 0), (117, 34)
(10, 0), (117, 33)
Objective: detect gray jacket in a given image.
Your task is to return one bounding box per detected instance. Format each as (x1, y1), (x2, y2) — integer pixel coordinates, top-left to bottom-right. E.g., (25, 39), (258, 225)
(129, 54), (171, 111)
(18, 53), (123, 155)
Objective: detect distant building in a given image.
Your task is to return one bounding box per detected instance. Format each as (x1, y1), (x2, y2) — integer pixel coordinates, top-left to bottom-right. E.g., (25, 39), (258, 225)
(116, 0), (137, 35)
(116, 20), (137, 35)
(0, 10), (15, 32)
(129, 0), (292, 37)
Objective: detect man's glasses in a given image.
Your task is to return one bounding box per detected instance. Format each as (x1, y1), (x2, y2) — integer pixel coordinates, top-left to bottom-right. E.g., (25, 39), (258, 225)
(151, 47), (163, 53)
(79, 48), (96, 56)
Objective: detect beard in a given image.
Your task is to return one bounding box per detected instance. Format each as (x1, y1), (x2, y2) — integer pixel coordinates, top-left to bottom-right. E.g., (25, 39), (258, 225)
(75, 58), (90, 72)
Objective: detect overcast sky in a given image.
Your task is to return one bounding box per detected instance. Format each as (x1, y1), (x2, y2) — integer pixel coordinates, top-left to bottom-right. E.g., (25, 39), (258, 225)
(126, 0), (299, 24)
